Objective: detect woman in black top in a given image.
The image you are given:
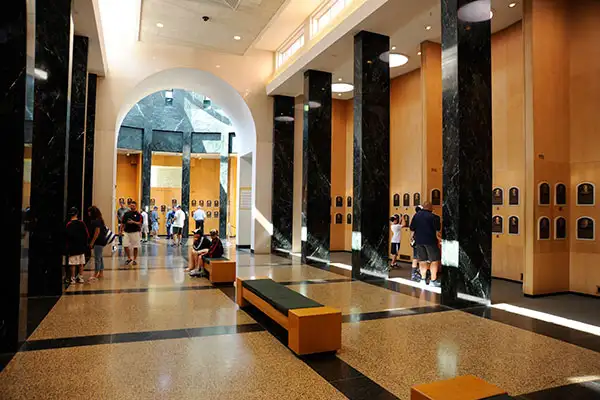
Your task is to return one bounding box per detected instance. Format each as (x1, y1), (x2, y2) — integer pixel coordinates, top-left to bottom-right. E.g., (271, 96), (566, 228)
(88, 206), (107, 280)
(65, 207), (89, 284)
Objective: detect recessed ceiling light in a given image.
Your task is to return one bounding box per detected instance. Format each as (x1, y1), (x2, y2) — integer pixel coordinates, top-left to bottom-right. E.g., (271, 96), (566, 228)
(425, 25), (432, 30)
(379, 52), (409, 67)
(391, 46), (396, 50)
(338, 93), (342, 96)
(233, 35), (241, 40)
(216, 65), (220, 68)
(156, 22), (164, 28)
(417, 51), (422, 56)
(509, 2), (517, 8)
(338, 78), (343, 81)
(331, 83), (354, 93)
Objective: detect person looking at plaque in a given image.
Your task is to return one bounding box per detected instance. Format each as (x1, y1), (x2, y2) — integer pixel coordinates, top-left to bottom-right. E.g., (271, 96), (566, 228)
(389, 214), (406, 269)
(116, 199), (129, 247)
(172, 205), (186, 247)
(410, 202), (441, 287)
(166, 207), (176, 244)
(141, 207), (150, 243)
(193, 205), (206, 234)
(410, 205), (423, 281)
(151, 206), (160, 239)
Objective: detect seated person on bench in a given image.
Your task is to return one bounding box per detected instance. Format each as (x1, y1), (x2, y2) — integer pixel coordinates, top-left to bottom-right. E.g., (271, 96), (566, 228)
(186, 229), (211, 272)
(190, 229), (224, 277)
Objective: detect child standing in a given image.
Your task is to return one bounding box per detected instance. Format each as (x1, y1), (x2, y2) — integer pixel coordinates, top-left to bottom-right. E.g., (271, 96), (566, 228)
(65, 207), (89, 284)
(389, 214), (405, 269)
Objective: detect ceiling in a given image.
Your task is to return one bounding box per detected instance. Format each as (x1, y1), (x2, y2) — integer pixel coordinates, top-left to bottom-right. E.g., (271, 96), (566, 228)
(73, 0), (107, 75)
(269, 0), (523, 99)
(139, 0), (287, 55)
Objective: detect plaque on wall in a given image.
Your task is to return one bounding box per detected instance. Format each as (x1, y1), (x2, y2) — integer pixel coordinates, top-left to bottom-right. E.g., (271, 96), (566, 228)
(191, 200), (197, 207)
(509, 216), (519, 235)
(335, 196), (343, 208)
(403, 193), (410, 207)
(509, 187), (519, 205)
(160, 205), (166, 212)
(171, 198), (177, 206)
(577, 217), (594, 240)
(127, 198), (133, 205)
(207, 211), (212, 218)
(538, 217), (550, 240)
(539, 183), (550, 205)
(214, 211), (219, 218)
(347, 196), (352, 208)
(413, 193), (421, 206)
(393, 193), (400, 207)
(347, 213), (352, 224)
(150, 198), (156, 206)
(199, 200), (204, 207)
(214, 200), (219, 207)
(555, 183), (567, 205)
(119, 198), (125, 205)
(335, 213), (343, 224)
(577, 183), (595, 205)
(431, 189), (441, 206)
(403, 214), (410, 226)
(207, 200), (212, 207)
(492, 187), (503, 205)
(555, 217), (567, 240)
(492, 215), (503, 234)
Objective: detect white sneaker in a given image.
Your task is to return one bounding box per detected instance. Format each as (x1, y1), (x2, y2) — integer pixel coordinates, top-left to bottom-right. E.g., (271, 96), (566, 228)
(77, 276), (85, 284)
(70, 277), (76, 284)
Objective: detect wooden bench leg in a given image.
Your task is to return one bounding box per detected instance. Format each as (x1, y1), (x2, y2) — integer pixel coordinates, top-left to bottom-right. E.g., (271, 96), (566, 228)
(235, 278), (248, 307)
(288, 307), (341, 355)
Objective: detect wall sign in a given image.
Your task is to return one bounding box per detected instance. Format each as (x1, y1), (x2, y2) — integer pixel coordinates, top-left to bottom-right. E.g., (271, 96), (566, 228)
(492, 215), (503, 234)
(492, 187), (503, 206)
(538, 217), (550, 240)
(431, 189), (441, 206)
(509, 187), (519, 206)
(577, 183), (595, 206)
(538, 182), (550, 205)
(508, 216), (519, 235)
(393, 193), (400, 207)
(403, 193), (410, 207)
(555, 183), (567, 206)
(555, 217), (567, 240)
(576, 217), (595, 240)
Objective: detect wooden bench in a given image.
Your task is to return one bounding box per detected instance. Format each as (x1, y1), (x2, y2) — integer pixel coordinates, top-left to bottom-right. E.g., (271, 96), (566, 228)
(236, 277), (342, 355)
(204, 257), (236, 284)
(411, 375), (510, 400)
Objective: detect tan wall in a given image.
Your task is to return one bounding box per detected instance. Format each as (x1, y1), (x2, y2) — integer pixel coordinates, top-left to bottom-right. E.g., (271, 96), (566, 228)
(189, 157), (220, 234)
(331, 99), (348, 251)
(568, 0), (600, 296)
(115, 153), (141, 230)
(150, 154), (181, 235)
(228, 156), (238, 237)
(491, 22), (526, 281)
(344, 100), (354, 251)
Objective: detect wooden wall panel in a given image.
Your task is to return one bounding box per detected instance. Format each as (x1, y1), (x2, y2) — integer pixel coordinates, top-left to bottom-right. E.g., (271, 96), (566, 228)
(151, 154), (181, 235)
(190, 157), (220, 233)
(331, 99), (348, 251)
(115, 153), (141, 230)
(344, 100), (354, 251)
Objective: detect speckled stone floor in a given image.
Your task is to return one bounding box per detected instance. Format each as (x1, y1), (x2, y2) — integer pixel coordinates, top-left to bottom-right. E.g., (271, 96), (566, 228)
(2, 241), (599, 399)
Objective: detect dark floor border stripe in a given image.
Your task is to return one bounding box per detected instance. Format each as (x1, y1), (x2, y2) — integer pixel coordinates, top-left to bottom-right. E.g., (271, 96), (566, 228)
(21, 323), (265, 352)
(342, 305), (450, 323)
(519, 379), (600, 399)
(462, 306), (600, 353)
(64, 285), (217, 296)
(279, 278), (353, 286)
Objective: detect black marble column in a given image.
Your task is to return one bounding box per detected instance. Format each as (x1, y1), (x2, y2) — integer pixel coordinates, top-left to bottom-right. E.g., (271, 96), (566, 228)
(441, 0), (492, 305)
(352, 31), (390, 278)
(1, 0), (27, 353)
(181, 130), (191, 237)
(141, 127), (153, 208)
(83, 73), (97, 216)
(219, 132), (229, 239)
(301, 70), (332, 263)
(66, 35), (88, 212)
(28, 0), (73, 297)
(271, 95), (295, 252)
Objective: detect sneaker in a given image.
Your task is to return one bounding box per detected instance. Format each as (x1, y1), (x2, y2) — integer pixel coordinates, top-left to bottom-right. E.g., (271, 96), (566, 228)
(189, 269), (206, 278)
(430, 280), (441, 288)
(77, 276), (85, 284)
(132, 260), (137, 266)
(70, 277), (76, 284)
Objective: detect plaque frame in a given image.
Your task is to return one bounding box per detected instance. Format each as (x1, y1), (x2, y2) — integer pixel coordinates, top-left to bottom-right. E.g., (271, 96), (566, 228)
(554, 182), (567, 206)
(492, 187), (504, 206)
(576, 216), (595, 241)
(538, 182), (551, 206)
(403, 193), (410, 207)
(538, 217), (551, 240)
(576, 182), (595, 206)
(508, 216), (519, 235)
(492, 215), (503, 234)
(393, 193), (400, 207)
(508, 187), (520, 206)
(554, 216), (567, 240)
(431, 189), (441, 206)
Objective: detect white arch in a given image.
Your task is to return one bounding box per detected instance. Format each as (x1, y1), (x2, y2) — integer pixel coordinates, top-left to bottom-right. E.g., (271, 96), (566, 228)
(115, 68), (257, 154)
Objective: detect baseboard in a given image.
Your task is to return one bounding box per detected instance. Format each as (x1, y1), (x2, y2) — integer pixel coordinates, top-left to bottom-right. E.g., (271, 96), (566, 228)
(524, 290), (600, 299)
(236, 245), (251, 249)
(330, 250), (352, 254)
(492, 276), (523, 285)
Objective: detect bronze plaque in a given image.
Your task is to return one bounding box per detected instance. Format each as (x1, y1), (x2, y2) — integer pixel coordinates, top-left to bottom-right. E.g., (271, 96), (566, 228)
(509, 187), (519, 205)
(555, 217), (567, 239)
(403, 193), (410, 207)
(555, 183), (567, 205)
(403, 214), (410, 226)
(577, 183), (595, 205)
(199, 200), (204, 207)
(214, 211), (219, 218)
(150, 198), (156, 206)
(127, 198), (133, 205)
(335, 196), (343, 208)
(413, 193), (421, 206)
(119, 198), (125, 205)
(160, 205), (166, 212)
(206, 211), (212, 218)
(335, 213), (342, 224)
(207, 200), (212, 207)
(509, 216), (519, 235)
(393, 193), (400, 207)
(347, 213), (352, 224)
(492, 187), (503, 205)
(431, 189), (441, 206)
(577, 217), (594, 240)
(347, 196), (352, 208)
(214, 200), (219, 207)
(539, 183), (550, 205)
(538, 217), (550, 240)
(191, 200), (196, 207)
(492, 215), (503, 234)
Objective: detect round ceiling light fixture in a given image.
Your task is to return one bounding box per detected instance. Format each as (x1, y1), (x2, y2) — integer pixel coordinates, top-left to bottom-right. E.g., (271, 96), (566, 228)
(156, 22), (164, 28)
(233, 35), (241, 40)
(457, 0), (493, 22)
(425, 25), (432, 30)
(274, 115), (294, 122)
(379, 52), (409, 67)
(508, 2), (517, 8)
(331, 83), (354, 93)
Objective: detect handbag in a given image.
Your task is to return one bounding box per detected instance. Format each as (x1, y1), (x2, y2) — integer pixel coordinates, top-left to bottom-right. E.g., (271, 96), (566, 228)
(104, 226), (116, 245)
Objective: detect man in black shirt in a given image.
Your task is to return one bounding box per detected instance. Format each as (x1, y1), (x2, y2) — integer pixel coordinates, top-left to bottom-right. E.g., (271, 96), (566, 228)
(122, 201), (142, 266)
(409, 202), (441, 287)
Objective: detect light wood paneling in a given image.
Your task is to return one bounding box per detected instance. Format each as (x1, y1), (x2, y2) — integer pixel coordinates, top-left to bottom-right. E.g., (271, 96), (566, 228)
(190, 157), (220, 234)
(115, 153), (142, 230)
(331, 99), (348, 251)
(151, 154), (182, 235)
(228, 155), (238, 237)
(344, 100), (354, 251)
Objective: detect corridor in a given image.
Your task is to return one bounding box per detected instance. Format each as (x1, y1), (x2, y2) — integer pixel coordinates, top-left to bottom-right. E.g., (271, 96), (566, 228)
(1, 241), (599, 399)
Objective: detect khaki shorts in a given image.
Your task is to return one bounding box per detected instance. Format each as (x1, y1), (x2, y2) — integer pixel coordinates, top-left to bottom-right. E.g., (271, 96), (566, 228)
(124, 232), (141, 248)
(68, 254), (86, 265)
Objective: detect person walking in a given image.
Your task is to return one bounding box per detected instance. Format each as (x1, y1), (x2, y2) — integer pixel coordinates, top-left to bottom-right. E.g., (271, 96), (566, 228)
(166, 207), (176, 244)
(65, 207), (89, 284)
(141, 207), (149, 243)
(122, 201), (142, 266)
(151, 206), (160, 240)
(116, 199), (129, 247)
(192, 205), (206, 234)
(409, 202), (441, 287)
(172, 205), (186, 246)
(389, 213), (405, 269)
(88, 206), (108, 280)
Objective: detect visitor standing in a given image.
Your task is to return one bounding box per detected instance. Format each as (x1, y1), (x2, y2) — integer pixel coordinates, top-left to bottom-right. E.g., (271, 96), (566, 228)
(192, 205), (206, 234)
(166, 207), (176, 243)
(65, 207), (89, 284)
(122, 201), (142, 266)
(410, 205), (423, 281)
(141, 207), (149, 243)
(409, 202), (441, 286)
(172, 205), (186, 246)
(389, 214), (405, 269)
(151, 206), (160, 239)
(88, 206), (108, 280)
(116, 199), (129, 246)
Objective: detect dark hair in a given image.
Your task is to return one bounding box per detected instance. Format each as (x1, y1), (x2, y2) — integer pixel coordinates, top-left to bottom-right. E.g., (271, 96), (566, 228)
(209, 229), (218, 237)
(390, 214), (400, 223)
(68, 207), (79, 218)
(130, 201), (137, 205)
(88, 206), (104, 225)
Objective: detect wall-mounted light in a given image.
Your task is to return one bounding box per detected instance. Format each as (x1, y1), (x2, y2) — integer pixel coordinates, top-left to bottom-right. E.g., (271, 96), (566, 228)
(274, 115), (294, 122)
(165, 89), (174, 99)
(425, 25), (432, 30)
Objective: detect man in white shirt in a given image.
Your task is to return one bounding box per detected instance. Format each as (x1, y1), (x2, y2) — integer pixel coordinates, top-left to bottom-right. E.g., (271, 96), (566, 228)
(141, 208), (150, 243)
(172, 205), (186, 246)
(192, 205), (206, 235)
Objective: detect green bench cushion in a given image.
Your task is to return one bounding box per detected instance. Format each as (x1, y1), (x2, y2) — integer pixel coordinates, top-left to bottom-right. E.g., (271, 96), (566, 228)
(242, 279), (323, 316)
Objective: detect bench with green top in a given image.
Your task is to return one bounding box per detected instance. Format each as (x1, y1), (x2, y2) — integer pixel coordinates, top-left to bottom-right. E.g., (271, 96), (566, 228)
(236, 277), (342, 355)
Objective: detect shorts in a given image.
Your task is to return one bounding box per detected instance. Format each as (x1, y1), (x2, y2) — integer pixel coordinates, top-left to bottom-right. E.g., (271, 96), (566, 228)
(390, 242), (400, 255)
(152, 222), (159, 232)
(68, 254), (86, 265)
(142, 225), (149, 234)
(124, 232), (141, 248)
(172, 226), (183, 235)
(415, 244), (441, 262)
